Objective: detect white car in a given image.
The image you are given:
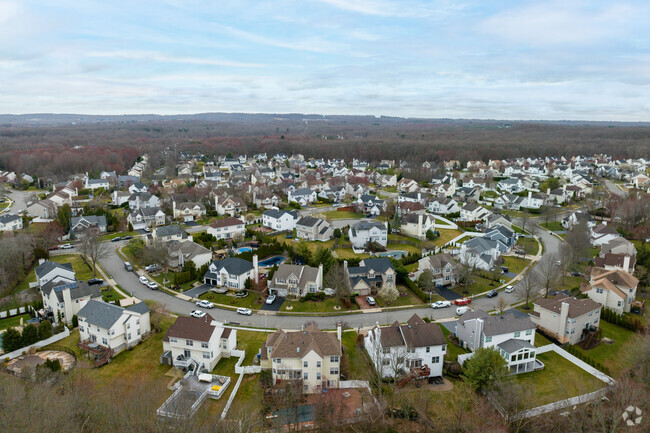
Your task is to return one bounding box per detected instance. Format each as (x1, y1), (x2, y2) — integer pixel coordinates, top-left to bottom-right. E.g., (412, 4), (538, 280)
(147, 281), (158, 290)
(139, 276), (149, 285)
(456, 306), (472, 316)
(505, 285), (515, 293)
(266, 295), (276, 305)
(190, 310), (207, 318)
(59, 243), (74, 249)
(236, 307), (252, 316)
(196, 300), (214, 309)
(431, 300), (451, 309)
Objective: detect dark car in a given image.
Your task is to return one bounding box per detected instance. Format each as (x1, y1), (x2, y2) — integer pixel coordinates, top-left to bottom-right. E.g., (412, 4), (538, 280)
(500, 266), (509, 274)
(122, 235), (133, 240)
(111, 237), (122, 242)
(87, 278), (104, 285)
(570, 271), (582, 277)
(486, 289), (498, 298)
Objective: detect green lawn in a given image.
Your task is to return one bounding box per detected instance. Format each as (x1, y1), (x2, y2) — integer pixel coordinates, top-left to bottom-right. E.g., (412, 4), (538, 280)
(501, 256), (531, 275)
(573, 321), (637, 377)
(280, 296), (359, 313)
(440, 326), (469, 363)
(0, 201), (10, 211)
(318, 211), (364, 220)
(13, 253), (96, 294)
(404, 262), (419, 272)
(514, 351), (607, 408)
(517, 237), (539, 256)
(386, 243), (421, 254)
(388, 233), (421, 244)
(0, 313), (31, 330)
(540, 222), (564, 232)
(341, 331), (372, 380)
(100, 286), (125, 303)
(272, 235), (335, 254)
(534, 332), (554, 347)
(555, 276), (582, 292)
(199, 291), (264, 310)
(459, 274), (502, 296)
(377, 288), (424, 307)
(333, 248), (371, 260)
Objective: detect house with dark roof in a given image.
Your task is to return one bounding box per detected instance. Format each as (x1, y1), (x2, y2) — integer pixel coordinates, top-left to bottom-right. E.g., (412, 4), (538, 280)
(215, 196), (248, 217)
(400, 213), (436, 240)
(268, 264), (324, 298)
(153, 224), (187, 243)
(455, 310), (539, 374)
(69, 215), (108, 235)
(356, 194), (385, 216)
(459, 236), (501, 270)
(260, 324), (342, 393)
(288, 188), (317, 206)
(78, 300), (150, 355)
(203, 256), (259, 290)
(162, 315), (236, 371)
(41, 277), (102, 325)
(531, 296), (601, 345)
(348, 220), (387, 250)
(346, 258), (396, 296)
(127, 206), (166, 230)
(594, 253), (635, 274)
(207, 217), (245, 240)
(0, 213), (23, 231)
(35, 260), (76, 287)
(128, 191), (160, 210)
(417, 253), (458, 287)
(364, 314), (447, 378)
(172, 201), (206, 222)
(263, 209), (298, 232)
(295, 216), (333, 241)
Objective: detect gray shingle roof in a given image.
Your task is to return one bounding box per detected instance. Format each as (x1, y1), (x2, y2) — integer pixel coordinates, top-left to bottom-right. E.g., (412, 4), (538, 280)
(78, 300), (129, 329)
(126, 302), (150, 315)
(35, 261), (73, 281)
(263, 209), (298, 220)
(207, 257), (254, 276)
(0, 214), (21, 224)
(497, 338), (535, 354)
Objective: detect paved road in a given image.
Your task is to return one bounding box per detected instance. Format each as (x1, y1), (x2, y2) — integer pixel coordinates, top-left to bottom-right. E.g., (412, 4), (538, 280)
(3, 188), (33, 213)
(604, 180), (627, 198)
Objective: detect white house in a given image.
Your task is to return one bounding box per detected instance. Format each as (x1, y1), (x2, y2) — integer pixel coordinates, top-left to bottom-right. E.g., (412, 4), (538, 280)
(262, 209), (298, 232)
(348, 220), (388, 249)
(215, 196), (248, 217)
(78, 300), (151, 355)
(162, 315), (237, 371)
(40, 278), (102, 325)
(35, 260), (76, 287)
(459, 237), (501, 270)
(417, 253), (458, 287)
(590, 223), (621, 247)
(203, 256), (259, 289)
(69, 215), (107, 235)
(128, 192), (160, 210)
(364, 314), (447, 378)
(428, 197), (460, 215)
(112, 191), (131, 206)
(295, 216), (333, 241)
(207, 217), (246, 240)
(0, 214), (23, 231)
(459, 203), (491, 222)
(85, 178), (110, 190)
(531, 296), (601, 345)
(167, 240), (213, 269)
(288, 188), (317, 206)
(127, 207), (166, 230)
(173, 201), (206, 222)
(581, 267), (639, 314)
(268, 264), (324, 298)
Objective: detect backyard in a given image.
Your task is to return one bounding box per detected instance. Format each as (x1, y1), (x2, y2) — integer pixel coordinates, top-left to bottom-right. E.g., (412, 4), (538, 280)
(317, 211), (363, 220)
(573, 320), (638, 377)
(0, 313), (32, 330)
(501, 256), (532, 275)
(540, 222), (564, 232)
(100, 286), (125, 303)
(440, 325), (469, 363)
(516, 237), (539, 256)
(13, 253), (96, 294)
(514, 351), (607, 408)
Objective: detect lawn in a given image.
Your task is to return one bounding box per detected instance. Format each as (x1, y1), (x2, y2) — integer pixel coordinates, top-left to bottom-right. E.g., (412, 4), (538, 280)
(388, 233), (421, 244)
(333, 249), (370, 260)
(440, 325), (469, 363)
(428, 229), (465, 247)
(101, 286), (125, 303)
(404, 262), (419, 272)
(13, 253), (96, 294)
(341, 331), (373, 380)
(540, 222), (564, 232)
(272, 235), (335, 254)
(555, 275), (582, 292)
(573, 321), (637, 377)
(534, 332), (554, 347)
(501, 256), (531, 275)
(377, 288), (424, 307)
(516, 237), (539, 256)
(387, 242), (421, 254)
(458, 274), (502, 296)
(199, 291), (264, 310)
(514, 351), (607, 408)
(280, 296), (359, 313)
(318, 211), (364, 220)
(0, 313), (31, 330)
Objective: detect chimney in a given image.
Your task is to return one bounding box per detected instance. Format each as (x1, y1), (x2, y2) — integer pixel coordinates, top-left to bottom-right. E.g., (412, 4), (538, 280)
(172, 199), (176, 218)
(39, 258), (45, 265)
(558, 301), (570, 340)
(623, 255), (631, 272)
(343, 260), (348, 277)
(253, 254), (259, 284)
(527, 191), (532, 203)
(337, 321), (342, 342)
(546, 188), (550, 195)
(318, 263), (324, 288)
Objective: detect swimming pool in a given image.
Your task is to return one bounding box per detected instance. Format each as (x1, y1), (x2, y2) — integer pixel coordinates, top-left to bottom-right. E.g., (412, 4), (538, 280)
(258, 256), (285, 267)
(378, 251), (408, 259)
(236, 247), (252, 254)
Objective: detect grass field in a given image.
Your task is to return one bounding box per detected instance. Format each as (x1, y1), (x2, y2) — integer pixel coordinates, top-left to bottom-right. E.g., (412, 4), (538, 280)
(281, 296), (359, 312)
(514, 351), (606, 408)
(271, 235), (335, 254)
(13, 253), (96, 294)
(377, 288), (424, 307)
(573, 321), (637, 377)
(388, 233), (421, 244)
(517, 237), (539, 256)
(0, 313), (31, 330)
(534, 332), (554, 347)
(318, 211), (363, 220)
(341, 331), (373, 381)
(386, 243), (421, 254)
(101, 286), (125, 303)
(333, 249), (370, 260)
(199, 291), (264, 310)
(440, 326), (469, 363)
(540, 222), (564, 232)
(501, 256), (531, 275)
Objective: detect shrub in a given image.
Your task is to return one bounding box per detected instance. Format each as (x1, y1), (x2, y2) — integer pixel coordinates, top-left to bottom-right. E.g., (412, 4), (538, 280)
(38, 320), (53, 340)
(72, 314), (79, 328)
(21, 324), (39, 346)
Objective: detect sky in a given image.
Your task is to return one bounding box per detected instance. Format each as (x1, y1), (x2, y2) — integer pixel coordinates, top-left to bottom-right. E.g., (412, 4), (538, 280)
(0, 0), (649, 120)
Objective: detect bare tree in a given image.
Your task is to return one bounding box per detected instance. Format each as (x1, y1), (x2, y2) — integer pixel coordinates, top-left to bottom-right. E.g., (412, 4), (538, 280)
(496, 296), (508, 315)
(456, 260), (474, 295)
(536, 254), (561, 298)
(325, 264), (351, 305)
(145, 240), (173, 288)
(417, 270), (436, 302)
(558, 242), (575, 284)
(564, 220), (591, 264)
(515, 271), (540, 309)
(77, 229), (112, 277)
(518, 211), (530, 233)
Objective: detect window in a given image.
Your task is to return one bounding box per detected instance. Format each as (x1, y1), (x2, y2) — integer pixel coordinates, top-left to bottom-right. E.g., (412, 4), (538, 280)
(203, 352), (210, 359)
(303, 372), (308, 380)
(111, 329), (115, 336)
(382, 359), (390, 366)
(274, 358), (281, 364)
(170, 338), (177, 343)
(514, 331), (521, 338)
(127, 333), (131, 340)
(596, 288), (604, 294)
(330, 368), (339, 375)
(186, 340), (193, 346)
(317, 373), (321, 380)
(525, 330), (532, 336)
(127, 323), (130, 329)
(431, 356), (440, 364)
(330, 356), (339, 363)
(617, 301), (622, 307)
(485, 336), (492, 343)
(426, 347), (430, 353)
(382, 348), (390, 354)
(136, 319), (140, 325)
(303, 385), (309, 392)
(201, 342), (209, 348)
(303, 361), (308, 368)
(80, 326), (84, 332)
(102, 338), (108, 345)
(316, 361), (321, 368)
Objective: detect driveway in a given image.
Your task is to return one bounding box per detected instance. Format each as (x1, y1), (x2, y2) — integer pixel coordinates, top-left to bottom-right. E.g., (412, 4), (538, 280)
(260, 297), (285, 312)
(436, 286), (463, 301)
(184, 284), (212, 298)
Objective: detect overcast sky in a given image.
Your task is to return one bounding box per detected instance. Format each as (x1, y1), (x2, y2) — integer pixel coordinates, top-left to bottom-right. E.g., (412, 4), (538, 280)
(1, 0), (649, 120)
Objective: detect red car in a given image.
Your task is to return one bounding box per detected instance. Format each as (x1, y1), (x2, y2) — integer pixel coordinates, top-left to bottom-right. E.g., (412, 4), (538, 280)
(454, 297), (472, 306)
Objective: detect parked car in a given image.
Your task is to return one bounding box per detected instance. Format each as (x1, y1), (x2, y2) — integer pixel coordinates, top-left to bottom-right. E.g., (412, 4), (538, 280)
(196, 300), (214, 309)
(124, 261), (133, 271)
(59, 243), (74, 249)
(456, 306), (472, 316)
(87, 278), (103, 286)
(366, 296), (376, 306)
(147, 281), (158, 290)
(486, 289), (498, 298)
(111, 237), (122, 242)
(190, 310), (207, 318)
(570, 271), (582, 277)
(236, 308), (252, 316)
(266, 295), (276, 305)
(556, 260), (562, 266)
(144, 227), (151, 232)
(145, 264), (159, 273)
(500, 266), (509, 274)
(122, 235), (133, 240)
(454, 297), (471, 306)
(431, 300), (451, 309)
(139, 276), (149, 285)
(505, 285), (515, 293)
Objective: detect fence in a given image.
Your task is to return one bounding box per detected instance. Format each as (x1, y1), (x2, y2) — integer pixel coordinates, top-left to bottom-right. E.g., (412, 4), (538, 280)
(1, 326), (71, 362)
(0, 305), (32, 320)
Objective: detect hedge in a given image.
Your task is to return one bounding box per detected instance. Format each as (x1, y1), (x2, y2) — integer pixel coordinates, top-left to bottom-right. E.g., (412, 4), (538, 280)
(600, 308), (644, 332)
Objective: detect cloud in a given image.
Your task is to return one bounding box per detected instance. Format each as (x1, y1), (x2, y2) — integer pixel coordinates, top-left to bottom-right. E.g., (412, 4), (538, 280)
(87, 51), (265, 68)
(212, 24), (345, 53)
(312, 0), (464, 18)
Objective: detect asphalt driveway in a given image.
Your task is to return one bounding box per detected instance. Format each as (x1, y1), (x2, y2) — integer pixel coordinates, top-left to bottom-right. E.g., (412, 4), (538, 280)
(184, 284), (212, 298)
(260, 296), (285, 311)
(436, 287), (463, 301)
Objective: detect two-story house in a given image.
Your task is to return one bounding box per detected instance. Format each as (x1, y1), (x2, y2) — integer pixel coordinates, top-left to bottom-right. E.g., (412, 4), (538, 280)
(346, 258), (396, 296)
(295, 216), (333, 242)
(215, 196), (248, 217)
(417, 253), (458, 287)
(428, 197), (460, 215)
(127, 207), (166, 230)
(153, 225), (187, 243)
(69, 215), (108, 235)
(263, 209), (298, 232)
(207, 217), (246, 240)
(348, 220), (387, 249)
(0, 214), (23, 231)
(172, 201), (206, 222)
(400, 213), (436, 240)
(459, 203), (491, 222)
(455, 310), (538, 374)
(78, 300), (150, 355)
(581, 267), (639, 314)
(268, 264), (324, 298)
(364, 314), (446, 378)
(35, 260), (75, 287)
(530, 296), (601, 345)
(203, 256), (259, 289)
(356, 194), (385, 216)
(288, 188), (317, 206)
(167, 240), (212, 269)
(459, 237), (501, 270)
(162, 315), (236, 371)
(128, 192), (160, 211)
(590, 223), (621, 247)
(260, 324), (342, 394)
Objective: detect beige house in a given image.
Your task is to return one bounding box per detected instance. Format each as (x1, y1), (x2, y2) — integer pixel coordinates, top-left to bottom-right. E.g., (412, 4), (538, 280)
(215, 196), (248, 217)
(346, 258), (396, 296)
(530, 296), (601, 345)
(260, 324), (342, 394)
(581, 267), (639, 314)
(172, 201), (206, 221)
(400, 213), (436, 240)
(295, 216), (333, 242)
(417, 253), (458, 287)
(268, 264), (324, 298)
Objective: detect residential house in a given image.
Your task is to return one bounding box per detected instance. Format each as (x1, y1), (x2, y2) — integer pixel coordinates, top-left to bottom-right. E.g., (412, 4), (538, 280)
(153, 225), (187, 243)
(167, 240), (212, 269)
(128, 192), (160, 211)
(295, 216), (334, 242)
(562, 210), (595, 230)
(485, 213), (512, 230)
(172, 201), (206, 222)
(460, 203), (491, 222)
(428, 197), (460, 215)
(581, 267), (639, 314)
(348, 220), (388, 249)
(260, 324), (342, 393)
(203, 256), (259, 289)
(0, 214), (23, 231)
(207, 217), (246, 240)
(459, 237), (501, 270)
(35, 260), (76, 287)
(364, 314), (446, 378)
(215, 196), (248, 217)
(252, 192), (280, 209)
(69, 215), (108, 235)
(417, 253), (458, 287)
(41, 278), (102, 325)
(398, 178), (419, 193)
(127, 207), (166, 230)
(594, 253), (635, 274)
(162, 315), (237, 371)
(27, 199), (58, 219)
(78, 300), (150, 355)
(483, 224), (517, 252)
(590, 223), (621, 247)
(268, 264), (324, 298)
(530, 296), (601, 345)
(455, 310), (538, 374)
(497, 178), (526, 193)
(400, 213), (436, 240)
(127, 182), (148, 194)
(262, 209), (298, 232)
(600, 237), (637, 257)
(357, 195), (385, 216)
(288, 188), (317, 206)
(85, 178), (110, 190)
(112, 190), (131, 206)
(346, 258), (396, 296)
